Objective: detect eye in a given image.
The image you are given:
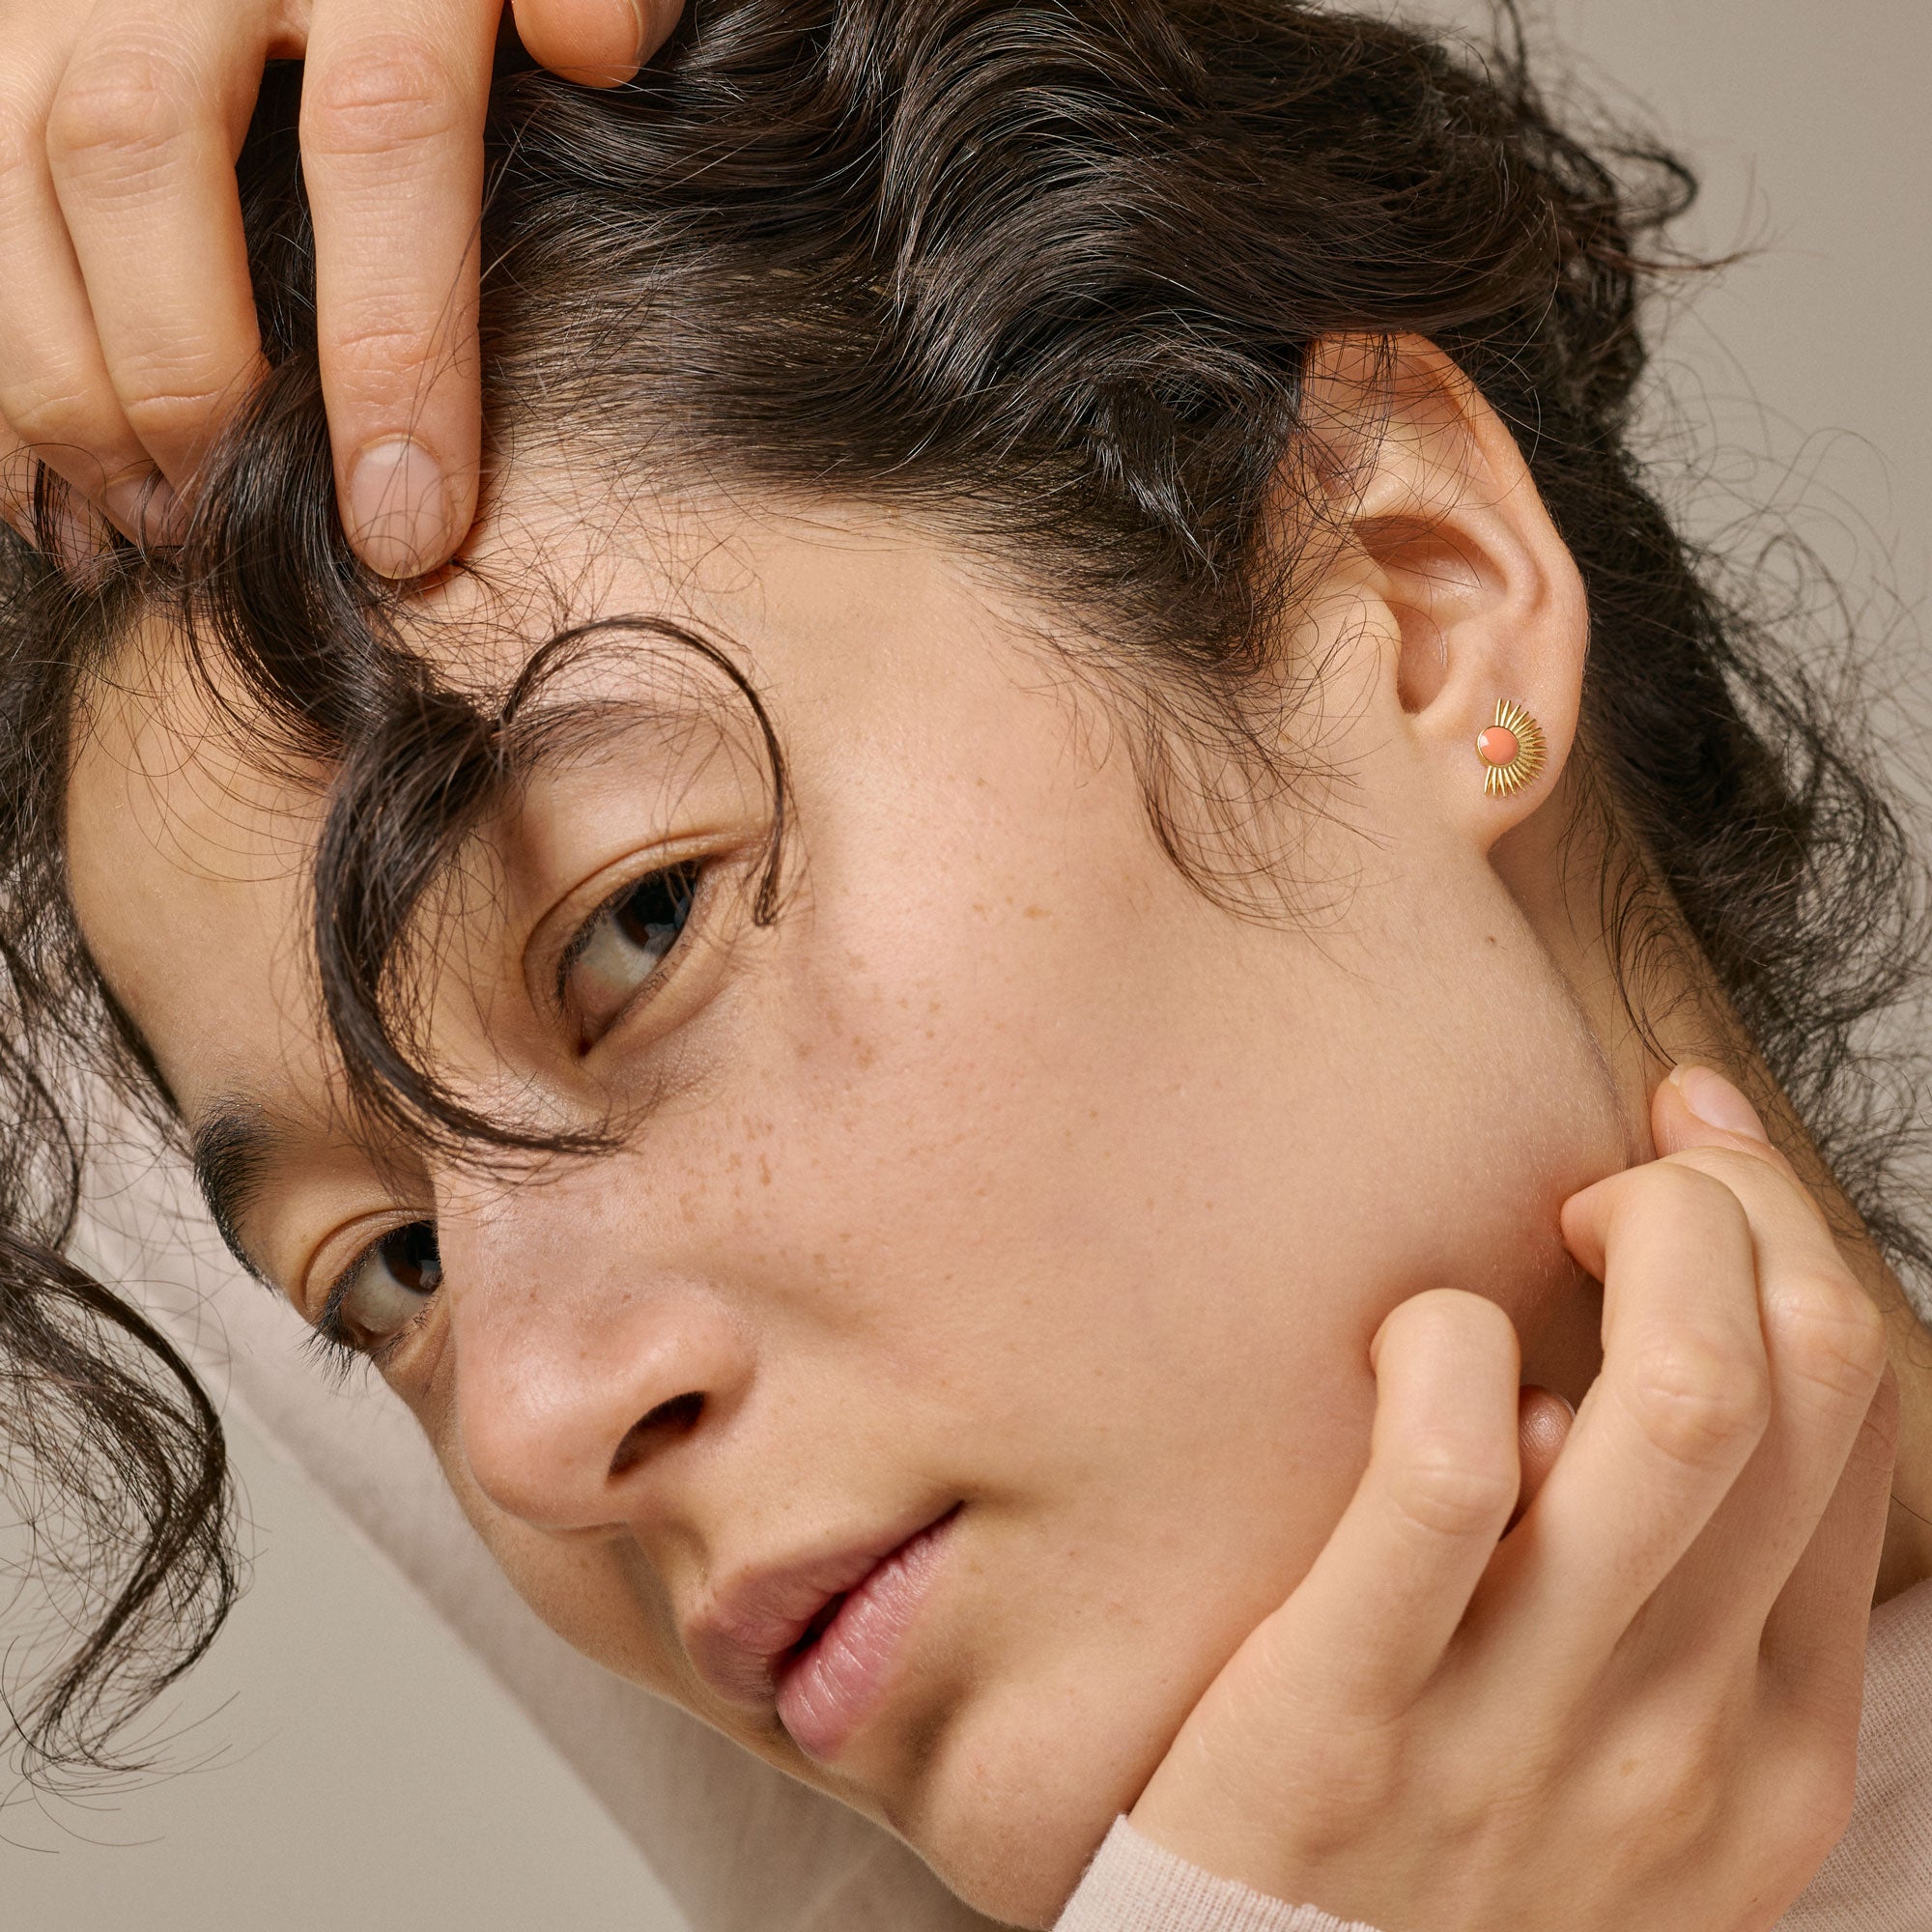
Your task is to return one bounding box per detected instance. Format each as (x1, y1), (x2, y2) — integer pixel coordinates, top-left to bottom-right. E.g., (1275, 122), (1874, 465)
(324, 1221), (442, 1355)
(561, 861), (699, 1045)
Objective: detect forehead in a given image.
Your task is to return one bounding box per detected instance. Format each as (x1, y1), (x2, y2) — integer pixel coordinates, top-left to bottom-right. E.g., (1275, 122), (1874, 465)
(67, 630), (331, 1127)
(62, 489), (1023, 1130)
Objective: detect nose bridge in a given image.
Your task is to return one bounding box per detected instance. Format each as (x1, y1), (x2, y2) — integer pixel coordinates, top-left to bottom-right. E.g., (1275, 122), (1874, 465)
(435, 1160), (747, 1532)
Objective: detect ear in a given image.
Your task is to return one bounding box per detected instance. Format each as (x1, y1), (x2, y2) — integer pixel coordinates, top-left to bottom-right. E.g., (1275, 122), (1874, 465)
(1298, 333), (1589, 851)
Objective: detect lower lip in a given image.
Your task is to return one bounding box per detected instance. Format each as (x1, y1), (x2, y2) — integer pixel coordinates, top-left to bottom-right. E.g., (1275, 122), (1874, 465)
(775, 1510), (956, 1764)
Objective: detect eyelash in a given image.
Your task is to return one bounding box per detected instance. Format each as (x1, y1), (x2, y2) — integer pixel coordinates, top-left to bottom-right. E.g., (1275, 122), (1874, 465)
(297, 852), (712, 1380)
(300, 1277), (379, 1381)
(301, 1227), (436, 1379)
(299, 863), (706, 1375)
(554, 857), (705, 1045)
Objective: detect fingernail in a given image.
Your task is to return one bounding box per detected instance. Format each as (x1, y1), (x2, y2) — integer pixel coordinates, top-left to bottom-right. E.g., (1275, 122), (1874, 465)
(1670, 1064), (1769, 1142)
(347, 437), (449, 580)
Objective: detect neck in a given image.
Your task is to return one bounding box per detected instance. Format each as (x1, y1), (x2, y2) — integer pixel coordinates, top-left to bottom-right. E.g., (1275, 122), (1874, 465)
(1502, 789), (1932, 1602)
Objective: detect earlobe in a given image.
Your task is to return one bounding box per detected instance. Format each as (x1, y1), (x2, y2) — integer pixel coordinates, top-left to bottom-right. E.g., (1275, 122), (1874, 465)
(1301, 333), (1588, 844)
(1474, 699), (1548, 799)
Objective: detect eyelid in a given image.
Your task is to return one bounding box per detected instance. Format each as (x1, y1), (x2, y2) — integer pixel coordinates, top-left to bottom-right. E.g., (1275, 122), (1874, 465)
(311, 1231), (375, 1352)
(526, 836), (705, 998)
(554, 868), (640, 1009)
(305, 1218), (438, 1371)
(551, 855), (708, 1049)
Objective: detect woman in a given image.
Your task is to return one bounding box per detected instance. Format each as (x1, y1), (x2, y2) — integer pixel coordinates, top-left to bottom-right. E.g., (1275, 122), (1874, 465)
(0, 5), (1925, 1928)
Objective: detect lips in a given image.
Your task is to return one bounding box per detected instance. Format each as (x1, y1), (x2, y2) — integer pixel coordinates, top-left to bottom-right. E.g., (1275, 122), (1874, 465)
(774, 1510), (956, 1760)
(685, 1506), (958, 1748)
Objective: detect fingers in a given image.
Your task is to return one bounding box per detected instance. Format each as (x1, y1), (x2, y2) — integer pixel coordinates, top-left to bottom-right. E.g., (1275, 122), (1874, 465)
(299, 0), (504, 579)
(306, 0), (683, 573)
(1487, 1063), (1889, 1711)
(1763, 1366), (1897, 1723)
(1637, 1074), (1889, 1640)
(309, 0), (671, 571)
(510, 0), (673, 86)
(42, 0), (270, 523)
(0, 413), (37, 541)
(1262, 1290), (1521, 1717)
(1492, 1129), (1774, 1665)
(0, 414), (98, 563)
(0, 1), (169, 541)
(2, 0), (680, 573)
(1651, 1060), (1771, 1151)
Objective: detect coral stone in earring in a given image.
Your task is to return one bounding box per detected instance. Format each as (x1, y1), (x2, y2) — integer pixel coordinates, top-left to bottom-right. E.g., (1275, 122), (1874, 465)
(1476, 698), (1547, 798)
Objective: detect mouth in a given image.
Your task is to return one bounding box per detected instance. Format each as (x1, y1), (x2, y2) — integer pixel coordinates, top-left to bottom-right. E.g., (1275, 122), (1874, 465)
(686, 1504), (961, 1765)
(772, 1506), (959, 1763)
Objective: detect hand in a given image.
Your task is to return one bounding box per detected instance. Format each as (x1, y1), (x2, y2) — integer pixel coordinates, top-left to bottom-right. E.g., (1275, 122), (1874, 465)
(0, 0), (686, 574)
(1126, 1065), (1896, 1932)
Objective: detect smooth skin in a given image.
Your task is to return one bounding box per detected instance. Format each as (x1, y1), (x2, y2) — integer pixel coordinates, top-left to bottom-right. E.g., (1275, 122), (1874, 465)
(0, 0), (683, 570)
(63, 334), (1925, 1928)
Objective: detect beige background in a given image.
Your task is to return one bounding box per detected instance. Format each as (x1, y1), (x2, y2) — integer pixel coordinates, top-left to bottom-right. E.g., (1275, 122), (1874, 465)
(12, 2), (1930, 1926)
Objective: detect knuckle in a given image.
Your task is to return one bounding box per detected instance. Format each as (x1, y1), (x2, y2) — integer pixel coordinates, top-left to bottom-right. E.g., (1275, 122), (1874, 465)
(1666, 1141), (1776, 1182)
(0, 93), (43, 188)
(324, 304), (440, 373)
(1625, 1330), (1769, 1468)
(1386, 1436), (1518, 1539)
(46, 42), (191, 171)
(1772, 1275), (1888, 1403)
(1, 375), (100, 454)
(1655, 1763), (1725, 1847)
(1604, 1785), (1702, 1875)
(1671, 1141), (1825, 1226)
(0, 457), (34, 528)
(1646, 1157), (1750, 1227)
(300, 38), (463, 158)
(1618, 1707), (1737, 1845)
(117, 363), (239, 440)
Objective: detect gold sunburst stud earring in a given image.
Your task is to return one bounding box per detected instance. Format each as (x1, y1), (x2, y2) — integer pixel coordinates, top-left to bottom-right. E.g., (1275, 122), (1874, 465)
(1475, 699), (1547, 798)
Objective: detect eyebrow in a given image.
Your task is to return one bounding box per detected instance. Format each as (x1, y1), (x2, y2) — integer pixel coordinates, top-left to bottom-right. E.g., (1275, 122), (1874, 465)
(99, 975), (287, 1288)
(189, 1100), (282, 1285)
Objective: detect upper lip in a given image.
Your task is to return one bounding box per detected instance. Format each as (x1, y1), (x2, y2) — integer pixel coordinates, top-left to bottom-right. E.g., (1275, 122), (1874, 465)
(685, 1509), (950, 1709)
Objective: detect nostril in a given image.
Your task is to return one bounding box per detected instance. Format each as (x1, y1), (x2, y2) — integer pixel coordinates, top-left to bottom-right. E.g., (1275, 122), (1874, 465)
(609, 1389), (705, 1479)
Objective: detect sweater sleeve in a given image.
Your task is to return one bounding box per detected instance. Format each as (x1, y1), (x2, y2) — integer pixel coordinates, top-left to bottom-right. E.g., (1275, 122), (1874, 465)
(1054, 1820), (1387, 1932)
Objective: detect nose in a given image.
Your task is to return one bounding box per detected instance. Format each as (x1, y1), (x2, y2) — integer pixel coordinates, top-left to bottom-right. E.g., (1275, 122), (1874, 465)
(435, 1172), (753, 1533)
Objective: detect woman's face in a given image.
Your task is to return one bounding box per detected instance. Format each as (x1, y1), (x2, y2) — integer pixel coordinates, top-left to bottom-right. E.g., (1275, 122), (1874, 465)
(68, 472), (1633, 1924)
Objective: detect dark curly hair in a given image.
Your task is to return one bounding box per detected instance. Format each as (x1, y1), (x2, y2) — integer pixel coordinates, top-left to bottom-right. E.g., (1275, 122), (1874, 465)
(1, 0), (1922, 1782)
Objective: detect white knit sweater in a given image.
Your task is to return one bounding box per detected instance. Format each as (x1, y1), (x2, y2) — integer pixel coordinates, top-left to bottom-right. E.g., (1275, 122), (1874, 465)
(1056, 1578), (1932, 1932)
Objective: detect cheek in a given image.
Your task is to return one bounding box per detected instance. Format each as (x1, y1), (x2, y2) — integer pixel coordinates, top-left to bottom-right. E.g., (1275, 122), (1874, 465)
(405, 781), (1626, 1907)
(435, 1447), (681, 1687)
(880, 1399), (1379, 1927)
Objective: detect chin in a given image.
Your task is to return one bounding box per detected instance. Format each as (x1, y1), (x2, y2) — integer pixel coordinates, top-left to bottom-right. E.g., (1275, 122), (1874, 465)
(878, 1666), (1185, 1929)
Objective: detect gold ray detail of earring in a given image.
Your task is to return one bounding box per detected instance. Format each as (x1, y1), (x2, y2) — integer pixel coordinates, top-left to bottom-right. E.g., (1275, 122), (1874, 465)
(1474, 698), (1547, 799)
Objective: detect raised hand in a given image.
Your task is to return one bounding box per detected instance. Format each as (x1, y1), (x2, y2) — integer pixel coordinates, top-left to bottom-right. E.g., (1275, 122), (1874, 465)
(1126, 1065), (1895, 1932)
(0, 0), (684, 574)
